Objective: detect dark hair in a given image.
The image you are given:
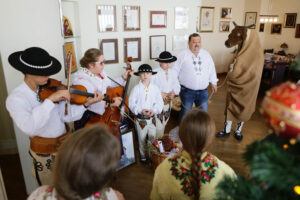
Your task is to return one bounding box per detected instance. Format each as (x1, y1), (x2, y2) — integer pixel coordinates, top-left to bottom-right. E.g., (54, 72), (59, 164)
(80, 48), (103, 68)
(54, 125), (120, 200)
(179, 109), (215, 200)
(188, 33), (201, 42)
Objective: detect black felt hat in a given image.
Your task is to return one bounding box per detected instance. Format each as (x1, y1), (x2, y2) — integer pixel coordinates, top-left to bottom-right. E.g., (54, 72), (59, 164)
(155, 51), (177, 63)
(8, 47), (61, 76)
(134, 64), (157, 76)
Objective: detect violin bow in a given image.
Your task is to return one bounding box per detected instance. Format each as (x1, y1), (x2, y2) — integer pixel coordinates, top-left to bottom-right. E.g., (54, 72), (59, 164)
(64, 51), (73, 115)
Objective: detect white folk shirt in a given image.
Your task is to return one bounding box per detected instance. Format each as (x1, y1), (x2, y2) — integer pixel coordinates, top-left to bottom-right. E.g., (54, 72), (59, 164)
(6, 82), (86, 138)
(72, 67), (125, 115)
(151, 67), (181, 95)
(129, 81), (164, 115)
(173, 48), (218, 90)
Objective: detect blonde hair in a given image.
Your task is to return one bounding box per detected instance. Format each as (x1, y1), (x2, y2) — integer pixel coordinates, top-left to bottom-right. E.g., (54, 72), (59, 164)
(54, 125), (120, 200)
(179, 109), (215, 200)
(80, 48), (103, 68)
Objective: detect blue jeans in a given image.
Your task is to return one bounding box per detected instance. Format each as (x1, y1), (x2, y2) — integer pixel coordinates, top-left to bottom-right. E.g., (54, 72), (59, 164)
(179, 86), (209, 122)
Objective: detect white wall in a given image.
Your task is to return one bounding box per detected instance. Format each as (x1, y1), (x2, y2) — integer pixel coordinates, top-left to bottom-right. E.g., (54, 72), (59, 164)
(0, 0), (65, 194)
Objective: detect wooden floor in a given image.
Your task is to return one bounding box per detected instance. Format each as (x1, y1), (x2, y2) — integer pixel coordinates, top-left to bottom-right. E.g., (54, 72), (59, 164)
(0, 74), (269, 200)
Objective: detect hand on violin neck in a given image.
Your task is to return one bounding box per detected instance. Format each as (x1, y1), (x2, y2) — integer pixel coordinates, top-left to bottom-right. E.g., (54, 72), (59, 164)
(47, 90), (70, 103)
(84, 91), (104, 108)
(123, 70), (133, 81)
(111, 97), (122, 107)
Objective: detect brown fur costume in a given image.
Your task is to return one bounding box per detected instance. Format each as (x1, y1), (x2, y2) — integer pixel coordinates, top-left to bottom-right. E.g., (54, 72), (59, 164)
(226, 30), (264, 122)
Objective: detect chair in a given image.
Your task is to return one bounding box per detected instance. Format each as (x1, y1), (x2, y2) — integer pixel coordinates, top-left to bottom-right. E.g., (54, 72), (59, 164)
(261, 61), (289, 91)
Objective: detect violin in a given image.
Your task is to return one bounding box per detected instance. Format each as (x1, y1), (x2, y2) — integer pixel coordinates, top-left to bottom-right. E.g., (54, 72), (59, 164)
(38, 78), (95, 105)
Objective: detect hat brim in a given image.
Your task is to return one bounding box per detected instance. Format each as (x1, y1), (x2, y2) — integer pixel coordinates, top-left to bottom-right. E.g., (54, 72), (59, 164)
(155, 56), (177, 63)
(8, 51), (61, 76)
(134, 71), (157, 76)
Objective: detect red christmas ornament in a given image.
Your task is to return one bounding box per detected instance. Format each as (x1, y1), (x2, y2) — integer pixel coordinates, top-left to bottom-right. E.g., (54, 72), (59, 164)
(261, 82), (300, 139)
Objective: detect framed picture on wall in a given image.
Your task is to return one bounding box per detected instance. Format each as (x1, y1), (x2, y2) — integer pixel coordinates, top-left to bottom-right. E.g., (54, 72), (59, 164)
(119, 130), (136, 169)
(199, 7), (214, 32)
(150, 35), (166, 59)
(271, 23), (282, 34)
(97, 5), (117, 32)
(259, 23), (265, 32)
(99, 39), (118, 64)
(172, 35), (188, 51)
(295, 24), (300, 38)
(123, 5), (140, 31)
(244, 12), (257, 28)
(175, 7), (189, 29)
(63, 16), (74, 37)
(150, 11), (167, 28)
(219, 21), (230, 32)
(220, 7), (232, 19)
(284, 13), (297, 28)
(63, 42), (77, 77)
(124, 38), (141, 62)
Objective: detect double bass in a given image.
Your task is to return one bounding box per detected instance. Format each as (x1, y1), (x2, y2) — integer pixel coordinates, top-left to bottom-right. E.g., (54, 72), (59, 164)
(85, 57), (133, 138)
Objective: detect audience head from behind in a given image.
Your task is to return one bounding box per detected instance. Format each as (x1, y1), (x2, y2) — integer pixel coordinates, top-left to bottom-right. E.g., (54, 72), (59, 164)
(28, 124), (124, 200)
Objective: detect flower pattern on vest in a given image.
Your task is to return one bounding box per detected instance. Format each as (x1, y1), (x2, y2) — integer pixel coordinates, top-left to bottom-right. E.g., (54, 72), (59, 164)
(169, 152), (218, 197)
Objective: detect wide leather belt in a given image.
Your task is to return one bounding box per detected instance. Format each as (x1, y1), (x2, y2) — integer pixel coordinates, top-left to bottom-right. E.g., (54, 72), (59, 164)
(30, 131), (70, 154)
(137, 114), (152, 120)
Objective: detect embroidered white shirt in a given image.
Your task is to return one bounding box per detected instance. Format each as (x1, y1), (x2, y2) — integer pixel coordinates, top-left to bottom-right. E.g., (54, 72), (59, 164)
(129, 81), (164, 115)
(6, 82), (86, 138)
(173, 48), (218, 90)
(72, 67), (125, 115)
(151, 67), (180, 95)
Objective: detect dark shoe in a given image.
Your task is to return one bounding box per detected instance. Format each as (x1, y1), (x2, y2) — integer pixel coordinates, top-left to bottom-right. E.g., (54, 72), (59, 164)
(216, 130), (230, 138)
(234, 131), (243, 141)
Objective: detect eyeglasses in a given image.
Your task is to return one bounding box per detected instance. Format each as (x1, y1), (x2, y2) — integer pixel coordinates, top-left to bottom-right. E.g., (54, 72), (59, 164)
(94, 61), (105, 65)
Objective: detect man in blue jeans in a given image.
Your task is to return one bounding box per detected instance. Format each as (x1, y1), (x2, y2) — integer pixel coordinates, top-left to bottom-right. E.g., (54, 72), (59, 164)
(173, 33), (218, 121)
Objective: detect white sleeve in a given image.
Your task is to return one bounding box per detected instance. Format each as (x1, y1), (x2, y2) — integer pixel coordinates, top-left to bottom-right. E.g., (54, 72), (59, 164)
(129, 86), (140, 115)
(172, 52), (184, 77)
(151, 74), (160, 90)
(59, 102), (86, 122)
(208, 54), (218, 85)
(6, 97), (55, 137)
(171, 70), (181, 95)
(153, 88), (164, 114)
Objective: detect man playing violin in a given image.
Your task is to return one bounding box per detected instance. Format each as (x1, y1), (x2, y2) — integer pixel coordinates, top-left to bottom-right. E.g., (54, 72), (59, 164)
(72, 48), (133, 130)
(6, 47), (102, 186)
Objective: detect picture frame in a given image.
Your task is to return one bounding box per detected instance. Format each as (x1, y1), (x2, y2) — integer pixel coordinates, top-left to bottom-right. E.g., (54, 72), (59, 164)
(63, 42), (77, 77)
(150, 11), (167, 28)
(119, 130), (136, 169)
(175, 7), (189, 29)
(271, 23), (282, 34)
(259, 23), (265, 32)
(219, 21), (230, 32)
(63, 16), (74, 37)
(124, 37), (141, 62)
(221, 7), (232, 19)
(284, 13), (297, 28)
(150, 35), (166, 59)
(199, 7), (214, 32)
(172, 35), (188, 51)
(244, 12), (257, 28)
(97, 5), (117, 32)
(123, 5), (140, 31)
(99, 39), (118, 64)
(295, 24), (300, 38)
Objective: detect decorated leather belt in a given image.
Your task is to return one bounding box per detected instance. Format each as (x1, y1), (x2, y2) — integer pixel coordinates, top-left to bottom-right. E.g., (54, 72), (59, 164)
(30, 131), (71, 154)
(137, 114), (152, 120)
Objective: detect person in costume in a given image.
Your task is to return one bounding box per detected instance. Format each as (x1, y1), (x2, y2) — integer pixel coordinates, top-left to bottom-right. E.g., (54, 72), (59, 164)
(72, 48), (133, 130)
(28, 125), (125, 200)
(6, 47), (102, 185)
(216, 25), (264, 141)
(151, 109), (236, 200)
(129, 64), (164, 162)
(173, 33), (218, 121)
(151, 51), (180, 137)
